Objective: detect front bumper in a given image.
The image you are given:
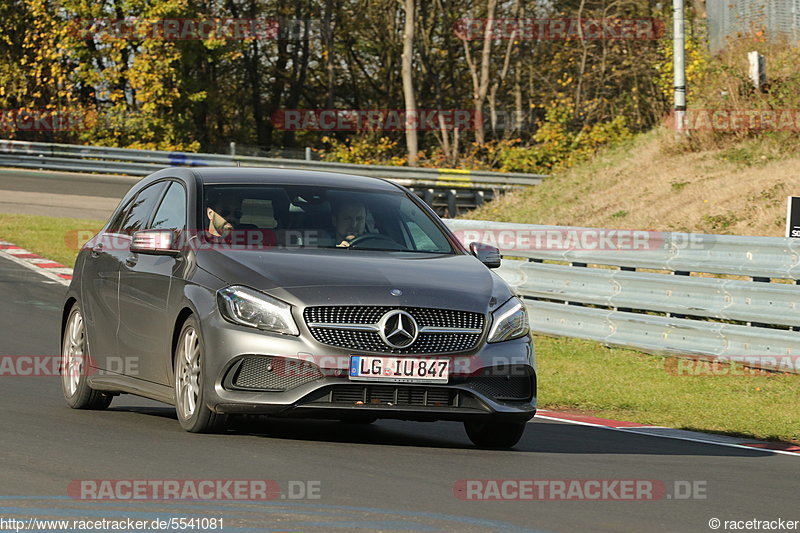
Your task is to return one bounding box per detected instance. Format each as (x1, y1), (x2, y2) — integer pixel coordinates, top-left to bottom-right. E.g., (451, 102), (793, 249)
(200, 313), (537, 422)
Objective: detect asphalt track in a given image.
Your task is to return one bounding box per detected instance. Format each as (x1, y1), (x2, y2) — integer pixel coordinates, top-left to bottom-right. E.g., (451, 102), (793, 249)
(0, 253), (798, 533)
(0, 168), (136, 219)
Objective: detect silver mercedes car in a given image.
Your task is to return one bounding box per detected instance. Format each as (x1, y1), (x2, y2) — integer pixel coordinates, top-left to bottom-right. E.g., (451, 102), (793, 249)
(61, 168), (536, 448)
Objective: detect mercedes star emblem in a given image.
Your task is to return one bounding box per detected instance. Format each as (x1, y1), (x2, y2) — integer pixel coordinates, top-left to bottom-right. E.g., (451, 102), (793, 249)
(377, 310), (419, 349)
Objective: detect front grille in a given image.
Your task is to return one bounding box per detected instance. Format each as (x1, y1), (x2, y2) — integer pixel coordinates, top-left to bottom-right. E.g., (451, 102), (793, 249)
(327, 385), (456, 407)
(230, 356), (323, 391)
(305, 306), (483, 329)
(310, 329), (480, 354)
(467, 367), (533, 401)
(304, 306), (485, 354)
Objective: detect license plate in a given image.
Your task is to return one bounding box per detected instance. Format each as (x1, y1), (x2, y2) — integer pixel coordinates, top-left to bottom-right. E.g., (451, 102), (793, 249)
(349, 356), (449, 383)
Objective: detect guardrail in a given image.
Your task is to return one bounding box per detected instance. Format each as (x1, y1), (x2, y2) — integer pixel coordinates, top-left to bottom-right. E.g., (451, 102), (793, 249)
(0, 138), (546, 215)
(445, 219), (800, 374)
(0, 139), (545, 215)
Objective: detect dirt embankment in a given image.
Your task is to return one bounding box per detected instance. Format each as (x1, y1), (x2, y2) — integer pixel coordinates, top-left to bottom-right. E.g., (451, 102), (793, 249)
(469, 129), (800, 237)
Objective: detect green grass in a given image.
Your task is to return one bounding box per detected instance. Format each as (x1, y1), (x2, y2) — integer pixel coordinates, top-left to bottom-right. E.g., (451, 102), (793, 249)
(1, 213), (797, 444)
(0, 213), (103, 268)
(537, 336), (799, 444)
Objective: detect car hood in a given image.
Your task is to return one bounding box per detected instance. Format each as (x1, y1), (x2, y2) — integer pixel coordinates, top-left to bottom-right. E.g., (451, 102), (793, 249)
(196, 248), (513, 312)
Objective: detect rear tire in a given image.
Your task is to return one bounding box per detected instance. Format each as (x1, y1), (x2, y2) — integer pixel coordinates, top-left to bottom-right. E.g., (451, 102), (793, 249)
(174, 316), (227, 433)
(61, 303), (113, 410)
(464, 419), (526, 449)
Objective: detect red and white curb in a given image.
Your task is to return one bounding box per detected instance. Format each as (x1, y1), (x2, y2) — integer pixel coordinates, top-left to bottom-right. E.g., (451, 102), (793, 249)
(0, 238), (797, 456)
(0, 239), (72, 285)
(536, 410), (800, 457)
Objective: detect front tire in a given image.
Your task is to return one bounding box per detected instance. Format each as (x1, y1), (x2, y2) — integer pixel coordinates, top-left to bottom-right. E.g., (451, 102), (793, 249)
(174, 316), (227, 433)
(61, 303), (113, 410)
(464, 419), (527, 449)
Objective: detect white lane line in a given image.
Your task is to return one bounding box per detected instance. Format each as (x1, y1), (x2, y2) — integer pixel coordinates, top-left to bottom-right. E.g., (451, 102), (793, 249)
(536, 413), (800, 457)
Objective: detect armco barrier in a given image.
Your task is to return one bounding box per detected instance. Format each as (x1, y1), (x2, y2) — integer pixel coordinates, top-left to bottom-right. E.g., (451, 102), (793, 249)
(445, 219), (800, 373)
(0, 139), (545, 215)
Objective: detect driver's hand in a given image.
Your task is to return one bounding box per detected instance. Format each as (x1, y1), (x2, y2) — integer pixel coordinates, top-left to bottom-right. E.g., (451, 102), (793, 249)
(336, 234), (357, 248)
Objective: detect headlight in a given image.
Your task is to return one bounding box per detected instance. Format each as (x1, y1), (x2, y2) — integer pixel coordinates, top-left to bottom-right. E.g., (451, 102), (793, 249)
(487, 297), (530, 343)
(217, 286), (299, 336)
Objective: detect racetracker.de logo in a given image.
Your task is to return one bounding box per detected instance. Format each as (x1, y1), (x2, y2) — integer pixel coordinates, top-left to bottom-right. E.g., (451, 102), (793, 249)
(254, 354), (532, 378)
(668, 109), (800, 132)
(68, 479), (291, 500)
(0, 109), (88, 131)
(65, 229), (312, 251)
(453, 479), (707, 501)
(453, 228), (712, 252)
(68, 18), (280, 40)
(453, 18), (665, 40)
(271, 109), (488, 131)
(0, 355), (95, 377)
(664, 355), (800, 376)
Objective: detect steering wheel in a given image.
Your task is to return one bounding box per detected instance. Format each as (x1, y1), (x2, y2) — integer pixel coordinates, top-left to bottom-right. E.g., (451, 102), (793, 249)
(346, 233), (404, 250)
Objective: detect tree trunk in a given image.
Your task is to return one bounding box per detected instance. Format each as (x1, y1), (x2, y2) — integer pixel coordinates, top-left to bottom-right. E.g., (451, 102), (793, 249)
(401, 0), (418, 166)
(461, 0), (497, 146)
(324, 0), (335, 109)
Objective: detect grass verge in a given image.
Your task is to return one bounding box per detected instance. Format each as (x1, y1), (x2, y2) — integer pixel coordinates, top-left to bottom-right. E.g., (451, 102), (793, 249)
(0, 213), (103, 268)
(1, 213), (797, 444)
(537, 336), (799, 444)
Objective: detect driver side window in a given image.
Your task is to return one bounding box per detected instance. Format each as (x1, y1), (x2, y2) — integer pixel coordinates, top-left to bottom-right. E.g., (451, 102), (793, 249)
(150, 182), (187, 231)
(119, 182), (168, 235)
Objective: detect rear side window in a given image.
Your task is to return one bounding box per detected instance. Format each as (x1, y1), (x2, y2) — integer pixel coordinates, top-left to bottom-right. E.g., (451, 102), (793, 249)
(150, 182), (187, 230)
(120, 182), (168, 234)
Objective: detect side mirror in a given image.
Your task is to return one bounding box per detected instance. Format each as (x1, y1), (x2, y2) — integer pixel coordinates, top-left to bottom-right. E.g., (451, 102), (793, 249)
(130, 230), (181, 256)
(469, 242), (501, 268)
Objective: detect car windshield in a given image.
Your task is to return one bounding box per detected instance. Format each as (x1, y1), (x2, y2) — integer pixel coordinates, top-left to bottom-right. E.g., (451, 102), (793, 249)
(202, 184), (454, 254)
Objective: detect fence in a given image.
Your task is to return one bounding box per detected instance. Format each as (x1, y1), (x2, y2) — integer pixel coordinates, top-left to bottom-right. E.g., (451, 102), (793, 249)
(707, 0), (800, 52)
(0, 139), (545, 216)
(445, 219), (800, 373)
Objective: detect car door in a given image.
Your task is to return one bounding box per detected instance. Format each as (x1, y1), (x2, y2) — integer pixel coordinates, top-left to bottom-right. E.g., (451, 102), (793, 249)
(117, 180), (186, 385)
(80, 198), (134, 372)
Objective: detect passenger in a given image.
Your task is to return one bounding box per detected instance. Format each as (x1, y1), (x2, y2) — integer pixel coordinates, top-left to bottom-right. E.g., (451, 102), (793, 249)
(206, 193), (275, 248)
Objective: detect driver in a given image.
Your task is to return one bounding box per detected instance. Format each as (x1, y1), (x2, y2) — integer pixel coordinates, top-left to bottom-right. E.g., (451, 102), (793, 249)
(206, 193), (242, 239)
(331, 200), (367, 247)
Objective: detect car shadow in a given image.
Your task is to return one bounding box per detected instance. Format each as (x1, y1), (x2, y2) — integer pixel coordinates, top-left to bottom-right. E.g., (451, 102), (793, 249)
(107, 404), (780, 457)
